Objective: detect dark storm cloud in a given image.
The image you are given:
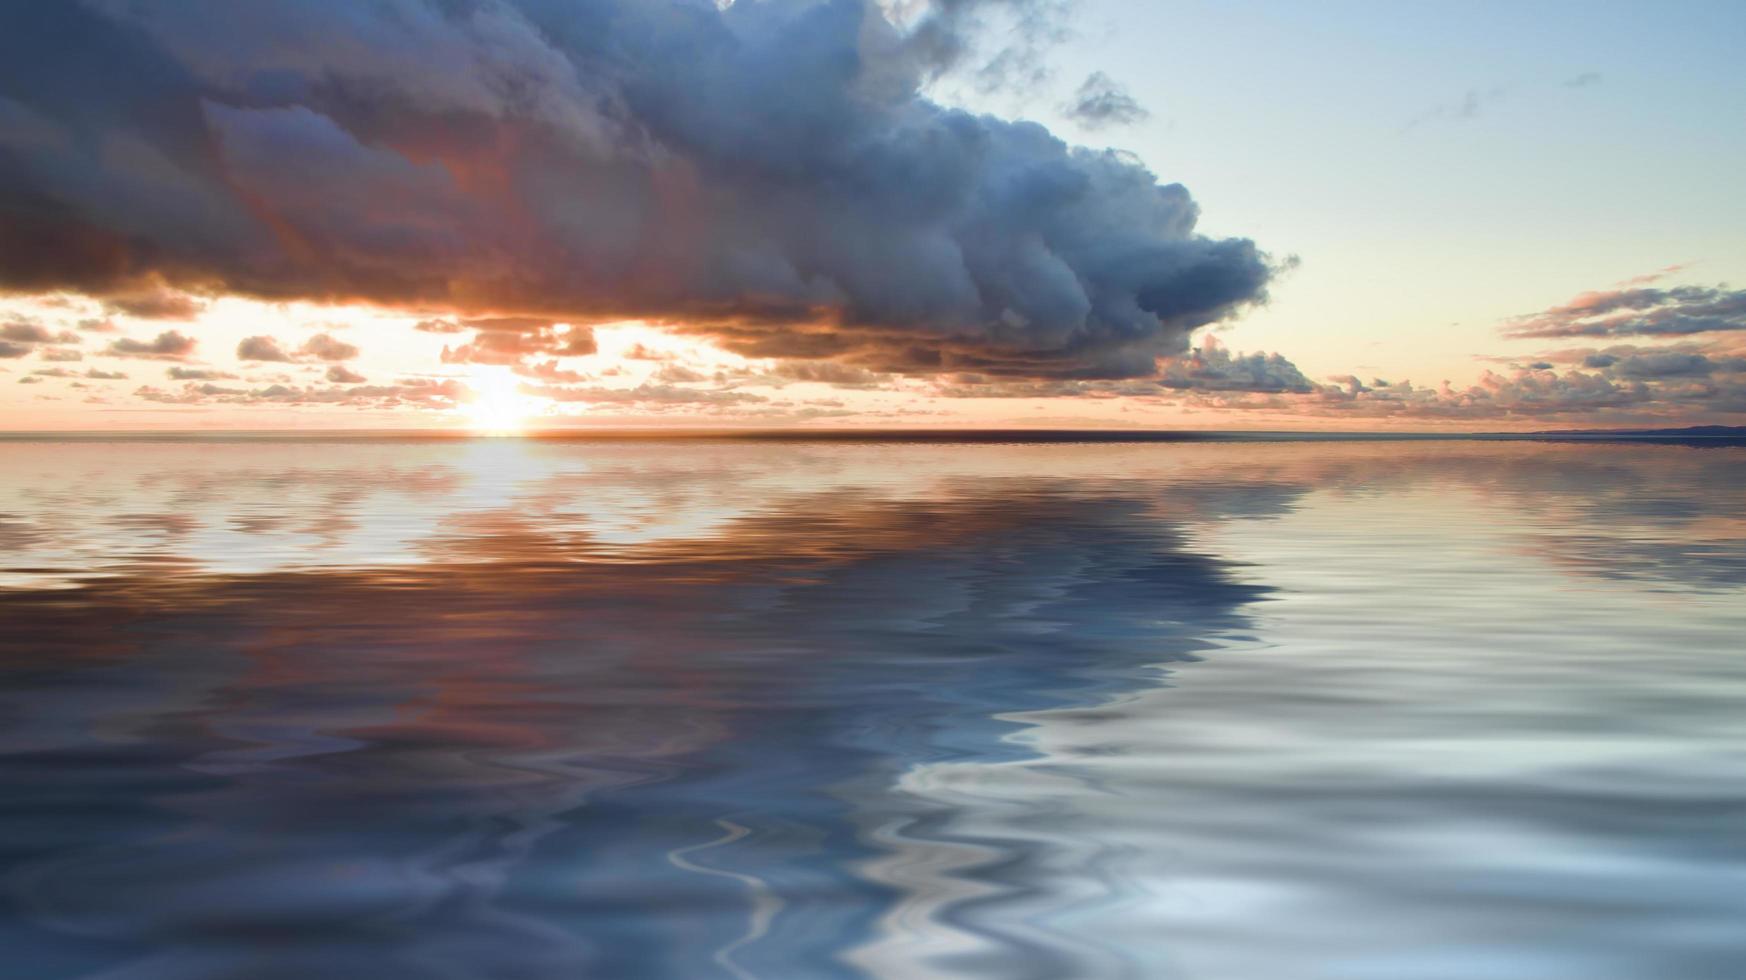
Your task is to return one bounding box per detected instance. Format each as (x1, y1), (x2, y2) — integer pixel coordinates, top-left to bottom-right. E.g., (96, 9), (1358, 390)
(0, 0), (1276, 380)
(1062, 72), (1149, 129)
(106, 330), (196, 359)
(1503, 284), (1746, 339)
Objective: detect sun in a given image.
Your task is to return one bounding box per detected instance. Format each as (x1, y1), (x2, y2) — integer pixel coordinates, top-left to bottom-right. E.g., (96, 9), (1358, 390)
(461, 365), (546, 433)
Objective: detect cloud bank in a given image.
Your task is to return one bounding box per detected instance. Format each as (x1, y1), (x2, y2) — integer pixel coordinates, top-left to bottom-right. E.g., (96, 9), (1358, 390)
(0, 0), (1278, 381)
(1503, 284), (1746, 340)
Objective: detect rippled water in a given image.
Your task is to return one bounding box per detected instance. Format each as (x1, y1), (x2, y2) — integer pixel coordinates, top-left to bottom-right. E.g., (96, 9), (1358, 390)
(1, 437), (1743, 979)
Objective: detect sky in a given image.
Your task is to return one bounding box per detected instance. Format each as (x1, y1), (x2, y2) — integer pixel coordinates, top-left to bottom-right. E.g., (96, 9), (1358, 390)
(1, 0), (1743, 431)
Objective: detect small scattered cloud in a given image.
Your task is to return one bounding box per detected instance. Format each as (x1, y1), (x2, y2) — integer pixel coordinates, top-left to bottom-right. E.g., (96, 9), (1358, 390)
(167, 366), (239, 381)
(325, 364), (367, 383)
(237, 335), (293, 362)
(106, 330), (197, 360)
(300, 332), (360, 362)
(1564, 71), (1603, 89)
(414, 318), (466, 334)
(1062, 72), (1149, 129)
(1404, 84), (1511, 130)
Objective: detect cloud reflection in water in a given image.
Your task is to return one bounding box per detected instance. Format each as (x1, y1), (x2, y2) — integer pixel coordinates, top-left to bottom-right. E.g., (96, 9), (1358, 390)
(0, 440), (1743, 979)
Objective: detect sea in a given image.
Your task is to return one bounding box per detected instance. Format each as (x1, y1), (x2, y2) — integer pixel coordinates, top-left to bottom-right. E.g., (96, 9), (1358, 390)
(1, 434), (1742, 979)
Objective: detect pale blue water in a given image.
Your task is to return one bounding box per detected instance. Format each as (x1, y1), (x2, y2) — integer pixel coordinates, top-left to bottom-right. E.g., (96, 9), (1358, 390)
(0, 438), (1742, 979)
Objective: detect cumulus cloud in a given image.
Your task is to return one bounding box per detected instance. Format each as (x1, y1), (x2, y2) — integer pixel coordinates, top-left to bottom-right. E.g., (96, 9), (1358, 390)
(0, 341), (30, 359)
(300, 332), (359, 362)
(440, 319), (595, 366)
(0, 0), (1276, 381)
(325, 364), (367, 383)
(1157, 340), (1314, 393)
(1062, 72), (1149, 129)
(107, 330), (197, 359)
(2, 322), (80, 345)
(1502, 283), (1746, 339)
(237, 335), (292, 362)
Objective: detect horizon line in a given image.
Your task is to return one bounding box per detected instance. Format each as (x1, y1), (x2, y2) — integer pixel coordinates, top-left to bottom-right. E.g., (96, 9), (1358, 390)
(2, 425), (1743, 445)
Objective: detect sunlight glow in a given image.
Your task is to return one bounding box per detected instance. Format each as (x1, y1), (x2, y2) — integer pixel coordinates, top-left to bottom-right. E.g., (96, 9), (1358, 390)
(462, 365), (548, 432)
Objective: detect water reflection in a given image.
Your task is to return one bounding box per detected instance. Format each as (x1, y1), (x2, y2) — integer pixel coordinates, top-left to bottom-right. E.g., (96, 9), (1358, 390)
(0, 440), (1743, 978)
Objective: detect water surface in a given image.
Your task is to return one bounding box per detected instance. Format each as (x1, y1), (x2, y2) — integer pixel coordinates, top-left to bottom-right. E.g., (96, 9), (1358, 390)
(1, 439), (1742, 979)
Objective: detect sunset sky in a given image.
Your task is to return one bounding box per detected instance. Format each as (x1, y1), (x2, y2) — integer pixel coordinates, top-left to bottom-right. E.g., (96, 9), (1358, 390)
(1, 0), (1742, 430)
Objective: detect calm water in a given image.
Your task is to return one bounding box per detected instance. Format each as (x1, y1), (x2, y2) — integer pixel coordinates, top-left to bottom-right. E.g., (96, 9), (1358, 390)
(1, 438), (1742, 979)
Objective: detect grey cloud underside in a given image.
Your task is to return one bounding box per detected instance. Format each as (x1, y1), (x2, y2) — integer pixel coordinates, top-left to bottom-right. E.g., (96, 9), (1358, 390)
(1504, 285), (1746, 339)
(0, 0), (1276, 380)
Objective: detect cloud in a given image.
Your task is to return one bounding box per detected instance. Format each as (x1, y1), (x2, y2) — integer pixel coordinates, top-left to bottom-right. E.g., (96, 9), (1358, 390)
(0, 341), (30, 358)
(237, 335), (292, 362)
(440, 320), (595, 365)
(325, 364), (366, 383)
(300, 332), (358, 361)
(1563, 72), (1603, 88)
(1503, 283), (1746, 339)
(1062, 72), (1149, 129)
(1157, 340), (1314, 393)
(0, 0), (1275, 381)
(2, 322), (80, 345)
(167, 366), (238, 380)
(929, 340), (1315, 399)
(1404, 84), (1511, 130)
(135, 378), (466, 407)
(414, 318), (466, 334)
(767, 360), (892, 388)
(102, 287), (205, 320)
(520, 382), (768, 408)
(106, 330), (197, 359)
(1192, 347), (1746, 423)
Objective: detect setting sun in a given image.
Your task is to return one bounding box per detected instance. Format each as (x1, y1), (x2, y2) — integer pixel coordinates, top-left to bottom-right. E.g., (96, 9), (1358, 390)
(462, 365), (547, 432)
